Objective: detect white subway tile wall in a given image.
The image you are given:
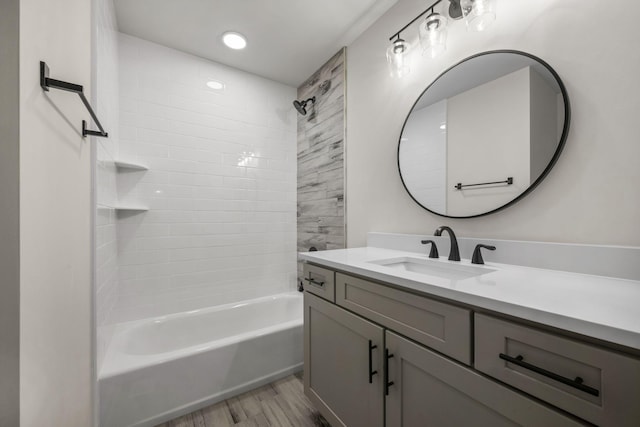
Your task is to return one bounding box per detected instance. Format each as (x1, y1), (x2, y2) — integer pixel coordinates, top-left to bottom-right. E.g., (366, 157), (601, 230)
(112, 34), (297, 322)
(95, 0), (120, 371)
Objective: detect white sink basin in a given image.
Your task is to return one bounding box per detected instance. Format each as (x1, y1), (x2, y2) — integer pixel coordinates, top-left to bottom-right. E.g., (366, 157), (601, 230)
(369, 256), (495, 280)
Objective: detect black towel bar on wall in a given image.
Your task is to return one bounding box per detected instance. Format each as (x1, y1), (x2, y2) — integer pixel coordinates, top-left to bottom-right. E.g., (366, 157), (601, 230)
(455, 177), (513, 190)
(39, 61), (108, 138)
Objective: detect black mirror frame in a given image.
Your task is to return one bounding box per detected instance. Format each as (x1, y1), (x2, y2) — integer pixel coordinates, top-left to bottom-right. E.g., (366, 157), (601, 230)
(397, 49), (571, 219)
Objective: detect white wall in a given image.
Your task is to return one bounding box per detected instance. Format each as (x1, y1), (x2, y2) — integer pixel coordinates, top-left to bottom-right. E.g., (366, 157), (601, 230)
(112, 34), (297, 322)
(0, 0), (20, 424)
(347, 0), (640, 247)
(95, 0), (120, 374)
(19, 0), (93, 425)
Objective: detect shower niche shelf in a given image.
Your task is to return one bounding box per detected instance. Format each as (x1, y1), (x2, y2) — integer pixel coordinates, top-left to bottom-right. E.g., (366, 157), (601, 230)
(114, 160), (148, 171)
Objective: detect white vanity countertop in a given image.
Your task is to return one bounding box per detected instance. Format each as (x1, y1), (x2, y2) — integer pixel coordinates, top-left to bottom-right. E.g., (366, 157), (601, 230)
(299, 247), (640, 351)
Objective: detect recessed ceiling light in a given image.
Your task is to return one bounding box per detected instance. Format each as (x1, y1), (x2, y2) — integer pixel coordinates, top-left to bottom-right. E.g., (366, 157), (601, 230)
(222, 32), (247, 50)
(206, 80), (225, 90)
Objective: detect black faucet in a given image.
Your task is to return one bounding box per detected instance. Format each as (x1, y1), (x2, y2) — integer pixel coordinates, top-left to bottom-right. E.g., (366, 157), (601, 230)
(434, 226), (460, 261)
(420, 240), (439, 258)
(472, 244), (496, 265)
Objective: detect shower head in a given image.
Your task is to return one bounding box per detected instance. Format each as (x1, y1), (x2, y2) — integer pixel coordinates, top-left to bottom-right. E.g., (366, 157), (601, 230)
(293, 100), (305, 115)
(293, 97), (316, 116)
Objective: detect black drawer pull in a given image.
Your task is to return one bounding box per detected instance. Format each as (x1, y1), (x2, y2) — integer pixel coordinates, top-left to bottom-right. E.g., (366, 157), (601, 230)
(368, 340), (378, 384)
(499, 353), (599, 397)
(304, 277), (325, 287)
(384, 349), (394, 395)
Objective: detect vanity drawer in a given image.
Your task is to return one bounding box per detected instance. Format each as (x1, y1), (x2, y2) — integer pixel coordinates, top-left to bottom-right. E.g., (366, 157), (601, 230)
(302, 264), (335, 302)
(335, 273), (471, 364)
(475, 314), (640, 426)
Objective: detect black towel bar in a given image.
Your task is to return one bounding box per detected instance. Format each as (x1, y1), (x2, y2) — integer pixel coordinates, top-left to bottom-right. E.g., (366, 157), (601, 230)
(455, 177), (513, 190)
(40, 61), (108, 138)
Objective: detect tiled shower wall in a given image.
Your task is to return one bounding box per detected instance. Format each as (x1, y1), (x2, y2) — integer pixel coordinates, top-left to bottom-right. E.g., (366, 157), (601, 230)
(297, 49), (346, 277)
(94, 0), (120, 371)
(112, 34), (297, 322)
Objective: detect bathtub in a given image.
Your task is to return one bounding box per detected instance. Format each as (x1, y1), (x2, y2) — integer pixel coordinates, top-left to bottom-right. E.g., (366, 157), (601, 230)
(99, 292), (303, 427)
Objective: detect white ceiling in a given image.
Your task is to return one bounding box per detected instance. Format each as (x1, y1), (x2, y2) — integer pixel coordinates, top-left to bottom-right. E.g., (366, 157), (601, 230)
(114, 0), (397, 87)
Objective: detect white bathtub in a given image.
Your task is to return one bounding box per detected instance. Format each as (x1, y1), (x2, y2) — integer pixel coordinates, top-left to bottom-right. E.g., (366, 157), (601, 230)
(99, 292), (303, 427)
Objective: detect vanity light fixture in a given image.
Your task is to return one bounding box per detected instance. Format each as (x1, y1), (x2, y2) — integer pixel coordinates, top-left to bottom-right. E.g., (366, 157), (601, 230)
(460, 0), (496, 32)
(386, 0), (496, 77)
(222, 31), (247, 50)
(386, 36), (412, 78)
(419, 9), (448, 58)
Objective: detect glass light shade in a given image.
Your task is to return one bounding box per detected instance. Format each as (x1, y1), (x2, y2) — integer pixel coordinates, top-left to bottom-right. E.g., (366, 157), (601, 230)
(460, 0), (496, 32)
(386, 38), (411, 78)
(419, 13), (448, 58)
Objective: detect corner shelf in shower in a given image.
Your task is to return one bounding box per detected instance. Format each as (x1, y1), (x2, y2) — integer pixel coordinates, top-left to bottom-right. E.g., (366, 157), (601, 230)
(96, 205), (148, 213)
(114, 160), (149, 171)
(113, 160), (149, 213)
(114, 205), (149, 213)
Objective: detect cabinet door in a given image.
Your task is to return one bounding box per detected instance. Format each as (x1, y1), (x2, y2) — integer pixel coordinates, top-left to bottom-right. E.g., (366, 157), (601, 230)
(385, 331), (585, 427)
(304, 292), (384, 427)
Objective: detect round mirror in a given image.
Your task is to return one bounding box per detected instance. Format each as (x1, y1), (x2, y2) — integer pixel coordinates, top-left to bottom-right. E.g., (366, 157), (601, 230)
(398, 50), (570, 218)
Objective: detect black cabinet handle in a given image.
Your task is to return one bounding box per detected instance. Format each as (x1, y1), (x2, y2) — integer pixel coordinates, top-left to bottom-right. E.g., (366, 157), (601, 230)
(303, 277), (325, 287)
(384, 348), (394, 395)
(368, 340), (378, 384)
(499, 353), (599, 397)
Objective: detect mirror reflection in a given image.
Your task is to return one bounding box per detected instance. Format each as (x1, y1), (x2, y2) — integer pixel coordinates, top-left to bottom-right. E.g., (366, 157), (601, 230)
(398, 50), (569, 218)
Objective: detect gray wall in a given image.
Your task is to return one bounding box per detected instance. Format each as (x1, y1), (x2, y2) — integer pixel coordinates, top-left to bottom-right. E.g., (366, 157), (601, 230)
(0, 0), (20, 424)
(297, 49), (346, 275)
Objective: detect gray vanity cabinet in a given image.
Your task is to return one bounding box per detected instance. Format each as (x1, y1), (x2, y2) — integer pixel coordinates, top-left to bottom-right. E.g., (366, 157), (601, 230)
(304, 292), (384, 427)
(475, 314), (640, 426)
(304, 288), (581, 427)
(385, 331), (583, 427)
(303, 261), (640, 426)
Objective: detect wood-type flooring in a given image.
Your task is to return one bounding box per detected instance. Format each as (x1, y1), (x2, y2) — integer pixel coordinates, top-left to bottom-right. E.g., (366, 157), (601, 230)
(156, 372), (330, 427)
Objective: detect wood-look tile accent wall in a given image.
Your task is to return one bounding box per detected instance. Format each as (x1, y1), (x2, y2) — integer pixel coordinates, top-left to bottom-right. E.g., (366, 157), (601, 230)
(297, 49), (346, 279)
